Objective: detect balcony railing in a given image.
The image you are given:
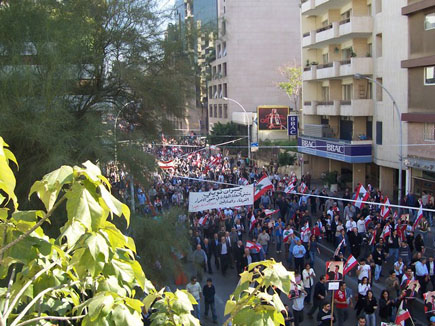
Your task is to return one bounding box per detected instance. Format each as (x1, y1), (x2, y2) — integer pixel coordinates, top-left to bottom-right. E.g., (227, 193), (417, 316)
(316, 24), (333, 33)
(317, 101), (333, 105)
(339, 18), (351, 25)
(304, 101), (312, 105)
(317, 62), (333, 69)
(302, 32), (310, 37)
(340, 100), (351, 105)
(340, 59), (351, 65)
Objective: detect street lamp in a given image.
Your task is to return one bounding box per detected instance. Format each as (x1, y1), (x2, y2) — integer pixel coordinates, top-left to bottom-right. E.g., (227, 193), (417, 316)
(114, 100), (135, 165)
(223, 97), (251, 161)
(354, 73), (403, 205)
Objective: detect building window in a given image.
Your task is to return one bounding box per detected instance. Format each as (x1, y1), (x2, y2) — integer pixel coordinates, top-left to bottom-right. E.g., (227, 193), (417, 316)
(424, 123), (435, 141)
(223, 83), (227, 97)
(218, 84), (222, 98)
(222, 42), (227, 56)
(214, 105), (217, 117)
(375, 0), (382, 14)
(217, 44), (221, 58)
(223, 62), (227, 76)
(209, 86), (212, 98)
(224, 104), (228, 118)
(218, 104), (223, 118)
(342, 84), (353, 101)
(321, 86), (330, 101)
(424, 66), (435, 85)
(209, 105), (213, 117)
(376, 121), (382, 145)
(425, 13), (435, 30)
(322, 53), (329, 64)
(376, 33), (382, 57)
(213, 85), (217, 98)
(376, 78), (383, 101)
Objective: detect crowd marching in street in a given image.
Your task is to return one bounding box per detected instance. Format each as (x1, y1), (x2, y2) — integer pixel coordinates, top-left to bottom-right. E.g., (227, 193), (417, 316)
(108, 133), (435, 326)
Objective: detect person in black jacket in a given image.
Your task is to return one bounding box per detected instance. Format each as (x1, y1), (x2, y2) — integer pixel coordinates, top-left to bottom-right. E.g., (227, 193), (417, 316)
(210, 233), (220, 270)
(317, 301), (335, 326)
(378, 290), (394, 323)
(363, 290), (377, 326)
(373, 245), (385, 282)
(349, 228), (362, 259)
(233, 240), (245, 275)
(202, 278), (217, 323)
(308, 275), (327, 318)
(203, 238), (213, 274)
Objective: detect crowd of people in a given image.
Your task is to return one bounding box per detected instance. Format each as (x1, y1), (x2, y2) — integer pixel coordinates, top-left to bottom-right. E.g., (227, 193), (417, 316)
(110, 133), (435, 326)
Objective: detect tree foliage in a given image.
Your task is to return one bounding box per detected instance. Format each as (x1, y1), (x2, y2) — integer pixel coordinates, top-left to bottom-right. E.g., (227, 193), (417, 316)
(277, 63), (302, 112)
(0, 0), (193, 200)
(0, 137), (198, 326)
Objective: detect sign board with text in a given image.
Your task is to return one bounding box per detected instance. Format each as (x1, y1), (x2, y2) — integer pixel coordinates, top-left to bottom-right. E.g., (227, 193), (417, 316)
(287, 115), (298, 136)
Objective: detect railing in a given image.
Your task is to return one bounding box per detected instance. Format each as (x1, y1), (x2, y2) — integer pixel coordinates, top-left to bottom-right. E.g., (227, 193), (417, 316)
(340, 100), (351, 105)
(304, 101), (312, 105)
(301, 0), (309, 3)
(303, 66), (311, 71)
(317, 62), (333, 69)
(317, 101), (333, 105)
(339, 18), (351, 25)
(340, 59), (351, 65)
(303, 32), (310, 37)
(316, 24), (333, 33)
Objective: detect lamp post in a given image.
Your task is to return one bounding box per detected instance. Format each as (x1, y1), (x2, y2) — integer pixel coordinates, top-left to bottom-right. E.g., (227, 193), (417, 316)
(223, 97), (251, 161)
(354, 73), (403, 205)
(114, 100), (135, 165)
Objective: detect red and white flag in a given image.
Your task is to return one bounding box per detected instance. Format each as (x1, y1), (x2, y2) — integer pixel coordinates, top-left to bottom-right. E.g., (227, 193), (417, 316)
(284, 183), (296, 194)
(254, 175), (274, 201)
(380, 197), (391, 219)
(245, 240), (262, 252)
(343, 255), (359, 275)
(299, 182), (308, 194)
(334, 239), (345, 256)
(412, 205), (424, 231)
(301, 222), (311, 240)
(264, 209), (279, 216)
(198, 214), (208, 226)
(354, 184), (370, 209)
(368, 232), (375, 246)
(393, 211), (399, 220)
(364, 216), (372, 230)
(249, 215), (256, 231)
(158, 160), (175, 170)
(283, 229), (292, 243)
(395, 301), (411, 326)
(381, 224), (391, 240)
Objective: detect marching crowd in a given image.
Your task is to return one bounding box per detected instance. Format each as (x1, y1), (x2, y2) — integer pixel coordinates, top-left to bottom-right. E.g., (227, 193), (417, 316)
(109, 134), (435, 326)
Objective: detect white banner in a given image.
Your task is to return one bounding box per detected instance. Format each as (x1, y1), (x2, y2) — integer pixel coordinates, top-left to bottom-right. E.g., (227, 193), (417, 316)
(188, 185), (254, 212)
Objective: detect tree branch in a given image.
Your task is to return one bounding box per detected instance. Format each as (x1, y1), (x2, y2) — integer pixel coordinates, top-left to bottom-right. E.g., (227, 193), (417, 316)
(10, 281), (80, 326)
(0, 195), (67, 256)
(15, 314), (85, 326)
(3, 266), (16, 316)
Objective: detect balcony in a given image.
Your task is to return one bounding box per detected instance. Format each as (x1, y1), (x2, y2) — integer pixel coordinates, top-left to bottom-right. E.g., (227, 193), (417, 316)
(298, 134), (372, 163)
(302, 16), (373, 49)
(303, 65), (317, 80)
(303, 101), (317, 115)
(316, 62), (339, 79)
(317, 100), (340, 116)
(340, 99), (373, 116)
(301, 0), (350, 15)
(338, 57), (373, 77)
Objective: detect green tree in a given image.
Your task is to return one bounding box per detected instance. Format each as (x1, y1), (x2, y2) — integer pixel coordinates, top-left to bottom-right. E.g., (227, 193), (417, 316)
(277, 63), (302, 112)
(0, 137), (198, 326)
(208, 122), (247, 155)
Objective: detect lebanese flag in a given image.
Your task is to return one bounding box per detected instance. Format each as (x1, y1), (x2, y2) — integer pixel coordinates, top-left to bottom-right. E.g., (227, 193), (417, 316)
(354, 184), (369, 209)
(284, 183), (296, 194)
(395, 301), (411, 326)
(264, 209), (279, 216)
(398, 223), (407, 241)
(364, 216), (372, 229)
(381, 225), (391, 240)
(245, 240), (262, 252)
(301, 222), (311, 240)
(254, 175), (274, 201)
(334, 239), (345, 256)
(299, 182), (308, 194)
(198, 214), (208, 226)
(283, 229), (292, 243)
(343, 255), (358, 275)
(239, 177), (249, 186)
(368, 233), (375, 245)
(249, 215), (256, 231)
(158, 160), (175, 169)
(380, 197), (391, 219)
(412, 205), (424, 231)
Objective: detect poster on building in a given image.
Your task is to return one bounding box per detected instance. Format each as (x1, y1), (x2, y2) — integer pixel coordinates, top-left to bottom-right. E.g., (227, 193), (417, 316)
(288, 115), (298, 136)
(257, 106), (289, 131)
(188, 185), (254, 212)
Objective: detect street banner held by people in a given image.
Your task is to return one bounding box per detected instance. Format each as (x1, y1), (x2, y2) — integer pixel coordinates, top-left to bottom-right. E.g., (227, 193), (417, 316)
(188, 185), (254, 212)
(254, 175), (274, 201)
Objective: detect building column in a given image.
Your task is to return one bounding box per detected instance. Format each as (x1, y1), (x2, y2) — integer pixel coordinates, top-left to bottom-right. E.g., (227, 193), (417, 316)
(405, 168), (411, 195)
(352, 163), (367, 190)
(379, 166), (394, 201)
(329, 160), (341, 174)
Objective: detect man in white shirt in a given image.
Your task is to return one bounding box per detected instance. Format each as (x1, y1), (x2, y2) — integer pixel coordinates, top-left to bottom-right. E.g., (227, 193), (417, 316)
(302, 263), (316, 304)
(357, 259), (371, 283)
(186, 276), (202, 319)
(345, 218), (356, 233)
(292, 278), (307, 326)
(356, 215), (366, 235)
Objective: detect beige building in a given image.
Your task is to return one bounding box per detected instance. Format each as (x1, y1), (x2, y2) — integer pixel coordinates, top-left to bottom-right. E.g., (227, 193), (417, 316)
(401, 0), (435, 196)
(207, 0), (301, 140)
(299, 0), (409, 200)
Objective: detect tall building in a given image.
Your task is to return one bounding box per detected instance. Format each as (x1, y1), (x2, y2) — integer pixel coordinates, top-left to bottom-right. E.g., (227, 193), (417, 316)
(298, 0), (408, 200)
(173, 0), (218, 135)
(207, 0), (301, 140)
(401, 0), (435, 195)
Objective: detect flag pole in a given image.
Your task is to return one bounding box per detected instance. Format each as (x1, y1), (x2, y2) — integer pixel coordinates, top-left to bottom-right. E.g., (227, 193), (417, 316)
(408, 314), (416, 326)
(330, 290), (335, 326)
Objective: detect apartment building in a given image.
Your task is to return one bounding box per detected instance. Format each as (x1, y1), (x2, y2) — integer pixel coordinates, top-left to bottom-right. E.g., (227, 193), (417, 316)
(207, 0), (301, 140)
(299, 0), (408, 200)
(401, 0), (435, 195)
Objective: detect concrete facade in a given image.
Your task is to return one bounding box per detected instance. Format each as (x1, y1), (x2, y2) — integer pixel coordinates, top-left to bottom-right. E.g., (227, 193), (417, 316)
(300, 0), (409, 201)
(401, 0), (435, 196)
(207, 0), (301, 140)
